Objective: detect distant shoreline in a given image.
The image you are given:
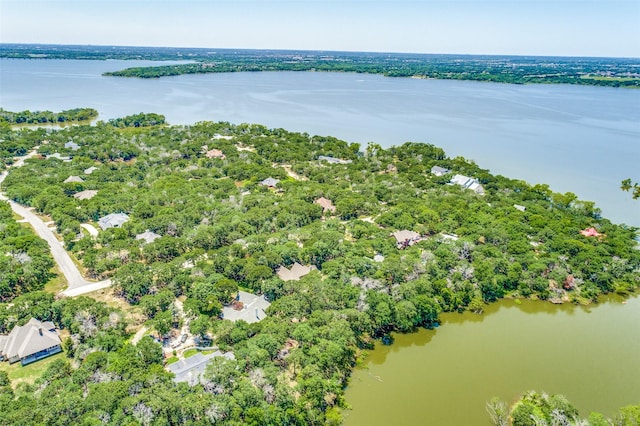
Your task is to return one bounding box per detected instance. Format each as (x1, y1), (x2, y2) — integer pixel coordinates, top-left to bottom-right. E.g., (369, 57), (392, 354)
(2, 43), (639, 88)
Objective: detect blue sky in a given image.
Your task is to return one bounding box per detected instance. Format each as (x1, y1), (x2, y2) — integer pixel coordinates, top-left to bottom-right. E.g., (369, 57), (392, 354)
(1, 0), (638, 57)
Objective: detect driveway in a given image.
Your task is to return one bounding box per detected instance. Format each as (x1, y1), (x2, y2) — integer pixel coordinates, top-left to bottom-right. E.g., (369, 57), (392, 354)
(0, 150), (111, 296)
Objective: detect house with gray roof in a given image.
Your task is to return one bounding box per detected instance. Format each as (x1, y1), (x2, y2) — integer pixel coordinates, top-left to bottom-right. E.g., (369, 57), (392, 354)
(167, 351), (235, 385)
(451, 174), (485, 195)
(46, 153), (71, 162)
(98, 213), (129, 230)
(84, 166), (99, 175)
(259, 177), (280, 188)
(64, 175), (84, 184)
(430, 165), (451, 176)
(222, 291), (271, 324)
(136, 230), (161, 244)
(318, 155), (352, 165)
(64, 141), (80, 151)
(0, 318), (62, 365)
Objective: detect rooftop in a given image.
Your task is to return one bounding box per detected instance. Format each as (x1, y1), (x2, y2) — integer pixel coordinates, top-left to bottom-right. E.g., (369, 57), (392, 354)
(73, 189), (98, 200)
(98, 213), (129, 230)
(167, 351), (235, 384)
(136, 230), (161, 244)
(276, 262), (316, 281)
(222, 291), (271, 324)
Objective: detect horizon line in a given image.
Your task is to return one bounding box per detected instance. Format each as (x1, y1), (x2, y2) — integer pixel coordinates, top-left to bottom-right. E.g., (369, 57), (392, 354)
(1, 42), (639, 61)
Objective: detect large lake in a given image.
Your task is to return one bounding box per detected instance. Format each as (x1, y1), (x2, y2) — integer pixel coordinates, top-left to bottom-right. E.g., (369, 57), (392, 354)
(1, 58), (639, 423)
(344, 295), (640, 425)
(1, 58), (638, 226)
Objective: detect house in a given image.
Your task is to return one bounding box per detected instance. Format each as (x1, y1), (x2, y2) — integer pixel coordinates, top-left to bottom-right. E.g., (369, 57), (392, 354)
(205, 149), (226, 159)
(580, 227), (602, 237)
(64, 141), (80, 151)
(0, 318), (62, 365)
(136, 230), (161, 244)
(451, 174), (485, 195)
(392, 230), (422, 249)
(314, 197), (336, 214)
(167, 351), (235, 385)
(222, 291), (271, 324)
(318, 155), (352, 165)
(276, 262), (317, 281)
(46, 153), (71, 162)
(259, 177), (280, 188)
(98, 213), (129, 230)
(514, 204), (526, 212)
(84, 166), (98, 175)
(73, 189), (98, 200)
(431, 165), (451, 176)
(64, 175), (84, 184)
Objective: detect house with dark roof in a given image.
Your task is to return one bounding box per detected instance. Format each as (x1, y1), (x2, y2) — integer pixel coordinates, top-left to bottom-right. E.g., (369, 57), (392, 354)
(0, 318), (62, 365)
(98, 213), (129, 230)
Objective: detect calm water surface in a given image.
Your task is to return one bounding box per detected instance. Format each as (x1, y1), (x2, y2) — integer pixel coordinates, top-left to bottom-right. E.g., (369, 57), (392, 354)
(344, 295), (640, 425)
(0, 58), (638, 225)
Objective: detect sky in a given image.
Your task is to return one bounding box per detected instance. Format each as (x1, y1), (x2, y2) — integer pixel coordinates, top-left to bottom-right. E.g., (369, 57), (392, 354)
(1, 0), (639, 57)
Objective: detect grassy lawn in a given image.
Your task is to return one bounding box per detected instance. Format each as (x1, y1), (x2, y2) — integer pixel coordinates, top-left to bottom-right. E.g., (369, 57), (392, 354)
(182, 348), (199, 358)
(0, 352), (66, 389)
(44, 265), (68, 294)
(165, 356), (179, 365)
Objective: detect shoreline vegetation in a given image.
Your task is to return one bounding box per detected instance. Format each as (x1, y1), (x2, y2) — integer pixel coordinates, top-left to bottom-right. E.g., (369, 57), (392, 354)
(0, 108), (98, 126)
(0, 111), (638, 423)
(1, 43), (640, 88)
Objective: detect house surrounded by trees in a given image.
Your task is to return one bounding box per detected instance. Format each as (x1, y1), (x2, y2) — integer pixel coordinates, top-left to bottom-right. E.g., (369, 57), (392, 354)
(0, 318), (62, 365)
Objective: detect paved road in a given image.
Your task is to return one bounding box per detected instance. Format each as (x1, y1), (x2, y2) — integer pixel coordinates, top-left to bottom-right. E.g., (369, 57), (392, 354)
(0, 150), (111, 296)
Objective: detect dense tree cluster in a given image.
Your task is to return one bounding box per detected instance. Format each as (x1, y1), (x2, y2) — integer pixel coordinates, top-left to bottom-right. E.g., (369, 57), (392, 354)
(0, 201), (54, 300)
(0, 118), (638, 424)
(0, 107), (98, 125)
(108, 113), (166, 128)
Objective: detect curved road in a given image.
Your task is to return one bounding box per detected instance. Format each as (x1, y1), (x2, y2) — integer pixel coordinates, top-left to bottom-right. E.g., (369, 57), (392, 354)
(0, 150), (111, 296)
